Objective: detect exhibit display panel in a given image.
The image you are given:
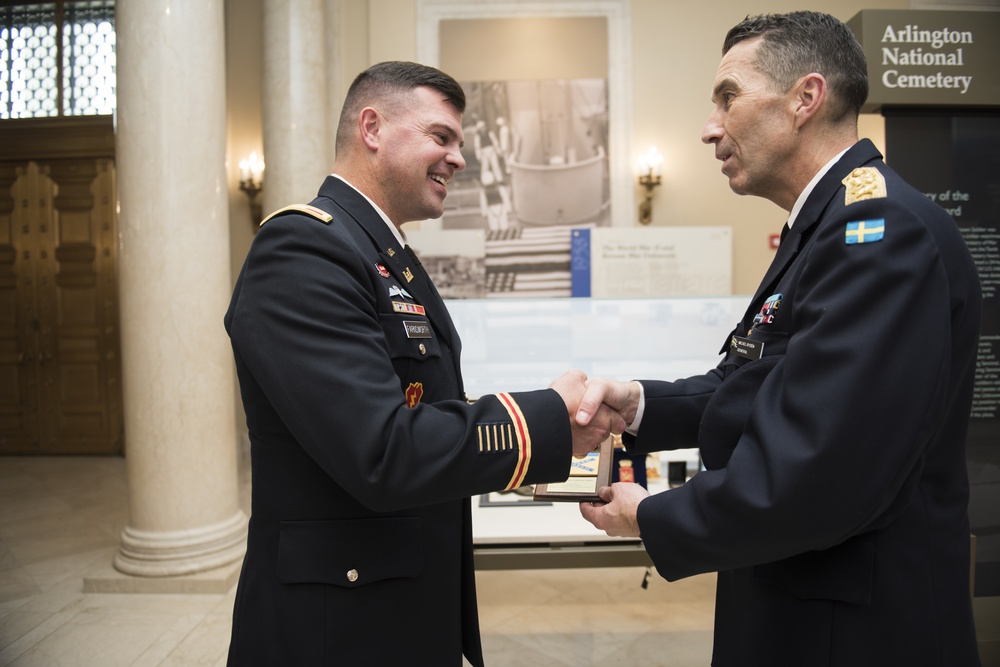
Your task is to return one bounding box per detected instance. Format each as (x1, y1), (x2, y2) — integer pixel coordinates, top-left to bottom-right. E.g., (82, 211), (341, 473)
(446, 296), (747, 568)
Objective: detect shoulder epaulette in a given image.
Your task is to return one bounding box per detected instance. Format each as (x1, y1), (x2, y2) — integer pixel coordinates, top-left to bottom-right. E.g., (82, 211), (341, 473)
(259, 204), (333, 228)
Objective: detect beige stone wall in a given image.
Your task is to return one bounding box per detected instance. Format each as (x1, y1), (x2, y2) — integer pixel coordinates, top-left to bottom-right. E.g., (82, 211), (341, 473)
(225, 0), (910, 297)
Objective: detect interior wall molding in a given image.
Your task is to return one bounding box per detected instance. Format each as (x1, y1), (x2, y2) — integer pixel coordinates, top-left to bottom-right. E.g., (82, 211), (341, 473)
(416, 0), (634, 227)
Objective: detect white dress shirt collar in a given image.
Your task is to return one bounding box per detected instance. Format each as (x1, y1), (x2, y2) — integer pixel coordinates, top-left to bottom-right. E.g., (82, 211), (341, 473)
(331, 173), (407, 247)
(786, 147), (850, 230)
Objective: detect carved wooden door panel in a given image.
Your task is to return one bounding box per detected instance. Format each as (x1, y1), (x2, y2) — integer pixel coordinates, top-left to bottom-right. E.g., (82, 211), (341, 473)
(0, 159), (122, 454)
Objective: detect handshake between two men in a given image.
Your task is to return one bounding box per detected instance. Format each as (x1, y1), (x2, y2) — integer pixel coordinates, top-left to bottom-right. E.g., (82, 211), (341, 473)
(548, 370), (650, 540)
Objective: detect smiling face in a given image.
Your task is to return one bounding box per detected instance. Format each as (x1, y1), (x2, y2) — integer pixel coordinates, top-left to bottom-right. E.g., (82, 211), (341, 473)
(375, 86), (466, 224)
(701, 38), (800, 208)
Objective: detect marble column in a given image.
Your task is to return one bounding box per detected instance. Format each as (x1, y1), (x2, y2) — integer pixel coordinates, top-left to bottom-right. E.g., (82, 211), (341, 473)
(112, 0), (247, 577)
(261, 0), (333, 214)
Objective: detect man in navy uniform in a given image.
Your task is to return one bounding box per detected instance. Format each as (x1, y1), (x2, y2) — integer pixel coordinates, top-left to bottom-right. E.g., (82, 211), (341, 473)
(576, 12), (982, 666)
(225, 61), (622, 666)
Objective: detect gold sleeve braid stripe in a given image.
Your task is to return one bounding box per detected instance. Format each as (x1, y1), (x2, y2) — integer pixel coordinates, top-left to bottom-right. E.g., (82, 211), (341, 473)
(497, 393), (531, 490)
(477, 423), (515, 452)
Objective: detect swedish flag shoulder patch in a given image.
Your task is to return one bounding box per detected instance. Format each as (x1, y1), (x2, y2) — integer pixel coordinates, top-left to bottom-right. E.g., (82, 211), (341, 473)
(259, 204), (333, 228)
(845, 219), (885, 245)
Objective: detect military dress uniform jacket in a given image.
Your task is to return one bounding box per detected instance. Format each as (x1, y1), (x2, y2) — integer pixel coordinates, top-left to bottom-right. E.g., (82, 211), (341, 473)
(626, 140), (982, 666)
(224, 176), (572, 666)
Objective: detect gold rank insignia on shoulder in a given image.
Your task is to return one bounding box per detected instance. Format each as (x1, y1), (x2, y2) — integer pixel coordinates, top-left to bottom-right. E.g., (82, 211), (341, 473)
(842, 167), (887, 206)
(259, 204), (333, 227)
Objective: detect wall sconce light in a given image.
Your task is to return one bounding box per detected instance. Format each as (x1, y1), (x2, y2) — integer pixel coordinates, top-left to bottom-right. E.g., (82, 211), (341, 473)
(637, 146), (662, 225)
(239, 151), (265, 230)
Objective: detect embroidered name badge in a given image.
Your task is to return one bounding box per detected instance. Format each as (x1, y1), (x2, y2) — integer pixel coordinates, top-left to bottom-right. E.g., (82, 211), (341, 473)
(405, 382), (423, 408)
(731, 335), (764, 361)
(842, 167), (887, 206)
(845, 219), (885, 244)
(403, 321), (432, 339)
(393, 301), (426, 316)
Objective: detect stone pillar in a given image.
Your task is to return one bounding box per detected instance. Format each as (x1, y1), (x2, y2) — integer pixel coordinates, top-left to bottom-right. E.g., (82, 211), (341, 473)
(261, 0), (332, 214)
(112, 0), (247, 577)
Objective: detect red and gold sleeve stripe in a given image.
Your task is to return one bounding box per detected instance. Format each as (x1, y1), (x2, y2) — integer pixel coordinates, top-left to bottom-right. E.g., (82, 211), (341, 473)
(497, 392), (531, 490)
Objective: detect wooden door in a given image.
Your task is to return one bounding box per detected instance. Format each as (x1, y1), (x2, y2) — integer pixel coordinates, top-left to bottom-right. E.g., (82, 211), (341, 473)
(0, 119), (122, 454)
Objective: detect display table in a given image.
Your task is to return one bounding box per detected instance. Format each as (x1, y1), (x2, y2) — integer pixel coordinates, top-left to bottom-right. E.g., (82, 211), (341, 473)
(445, 296), (747, 570)
(471, 487), (657, 570)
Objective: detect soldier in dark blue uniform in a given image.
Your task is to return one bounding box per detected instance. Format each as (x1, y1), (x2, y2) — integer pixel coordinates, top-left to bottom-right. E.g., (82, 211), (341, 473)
(579, 12), (981, 666)
(224, 61), (622, 667)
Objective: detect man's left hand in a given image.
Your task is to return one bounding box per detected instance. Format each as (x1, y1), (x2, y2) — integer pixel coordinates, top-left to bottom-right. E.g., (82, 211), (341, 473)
(579, 482), (648, 538)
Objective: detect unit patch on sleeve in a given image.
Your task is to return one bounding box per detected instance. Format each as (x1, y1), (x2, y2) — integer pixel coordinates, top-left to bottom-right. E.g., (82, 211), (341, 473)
(405, 382), (423, 408)
(842, 167), (887, 206)
(845, 219), (885, 244)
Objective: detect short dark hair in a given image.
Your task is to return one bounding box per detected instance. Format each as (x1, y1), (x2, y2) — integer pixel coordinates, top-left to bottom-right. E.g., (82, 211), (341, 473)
(723, 11), (868, 122)
(335, 61), (466, 153)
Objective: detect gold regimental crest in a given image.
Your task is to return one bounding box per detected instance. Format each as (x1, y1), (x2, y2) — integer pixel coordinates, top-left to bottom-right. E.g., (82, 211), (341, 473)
(842, 168), (887, 206)
(403, 267), (415, 283)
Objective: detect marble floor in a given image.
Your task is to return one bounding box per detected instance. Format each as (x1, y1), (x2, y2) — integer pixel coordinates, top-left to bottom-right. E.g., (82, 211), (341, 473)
(0, 455), (716, 666)
(0, 455), (996, 666)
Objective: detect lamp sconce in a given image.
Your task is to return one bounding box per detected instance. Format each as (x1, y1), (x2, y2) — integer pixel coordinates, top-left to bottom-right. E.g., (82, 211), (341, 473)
(239, 151), (265, 230)
(637, 146), (663, 225)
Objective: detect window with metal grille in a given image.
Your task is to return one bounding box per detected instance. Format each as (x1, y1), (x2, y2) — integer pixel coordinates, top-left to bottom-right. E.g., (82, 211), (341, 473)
(0, 0), (115, 119)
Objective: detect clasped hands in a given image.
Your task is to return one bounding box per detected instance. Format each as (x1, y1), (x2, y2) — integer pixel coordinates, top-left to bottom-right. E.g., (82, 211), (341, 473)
(549, 370), (648, 538)
(548, 370), (637, 458)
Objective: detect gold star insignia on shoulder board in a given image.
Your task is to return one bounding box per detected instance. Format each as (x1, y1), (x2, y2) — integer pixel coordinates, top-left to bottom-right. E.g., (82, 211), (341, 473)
(842, 167), (887, 206)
